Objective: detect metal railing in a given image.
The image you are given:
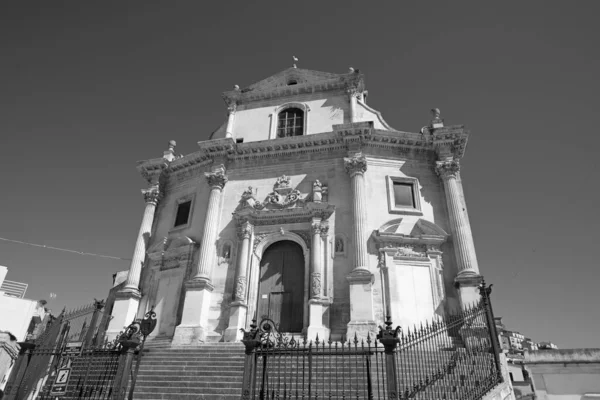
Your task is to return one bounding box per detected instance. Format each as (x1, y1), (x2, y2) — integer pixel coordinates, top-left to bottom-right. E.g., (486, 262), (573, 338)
(240, 281), (503, 399)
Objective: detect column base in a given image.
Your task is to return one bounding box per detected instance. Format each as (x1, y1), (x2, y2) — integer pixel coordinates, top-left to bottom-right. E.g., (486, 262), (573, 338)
(105, 291), (141, 342)
(307, 300), (330, 341)
(454, 272), (483, 310)
(172, 279), (213, 346)
(223, 302), (248, 342)
(346, 321), (377, 341)
(346, 269), (375, 341)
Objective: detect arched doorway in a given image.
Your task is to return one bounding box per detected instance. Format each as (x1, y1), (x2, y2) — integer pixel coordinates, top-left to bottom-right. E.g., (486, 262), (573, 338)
(257, 240), (304, 332)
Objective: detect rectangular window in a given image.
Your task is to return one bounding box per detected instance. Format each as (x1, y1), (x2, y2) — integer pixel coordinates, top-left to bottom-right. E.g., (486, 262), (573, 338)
(386, 176), (422, 215)
(393, 182), (415, 208)
(174, 200), (191, 227)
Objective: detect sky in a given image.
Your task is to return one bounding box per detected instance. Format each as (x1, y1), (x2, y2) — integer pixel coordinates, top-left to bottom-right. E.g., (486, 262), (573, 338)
(1, 1), (599, 349)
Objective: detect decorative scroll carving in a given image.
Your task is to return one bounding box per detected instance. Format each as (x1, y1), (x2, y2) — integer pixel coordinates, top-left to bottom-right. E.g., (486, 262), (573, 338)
(393, 244), (428, 258)
(311, 272), (321, 298)
(234, 276), (247, 301)
(142, 186), (160, 205)
(319, 224), (329, 239)
(344, 154), (367, 177)
(205, 170), (228, 189)
(273, 175), (292, 194)
(435, 160), (460, 179)
(237, 221), (253, 239)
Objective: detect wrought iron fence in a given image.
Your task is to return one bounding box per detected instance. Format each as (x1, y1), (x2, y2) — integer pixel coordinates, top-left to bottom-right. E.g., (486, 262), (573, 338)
(240, 281), (503, 400)
(4, 302), (157, 400)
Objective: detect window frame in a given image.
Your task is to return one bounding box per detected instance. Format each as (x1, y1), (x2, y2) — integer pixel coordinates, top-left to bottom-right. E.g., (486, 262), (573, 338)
(269, 102), (310, 139)
(386, 176), (422, 216)
(170, 193), (195, 232)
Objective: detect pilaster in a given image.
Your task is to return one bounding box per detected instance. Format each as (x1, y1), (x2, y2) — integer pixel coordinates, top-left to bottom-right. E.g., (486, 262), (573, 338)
(174, 165), (227, 345)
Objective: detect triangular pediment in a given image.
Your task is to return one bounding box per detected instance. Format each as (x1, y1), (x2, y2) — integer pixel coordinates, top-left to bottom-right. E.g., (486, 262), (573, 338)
(223, 67), (364, 104)
(243, 68), (344, 92)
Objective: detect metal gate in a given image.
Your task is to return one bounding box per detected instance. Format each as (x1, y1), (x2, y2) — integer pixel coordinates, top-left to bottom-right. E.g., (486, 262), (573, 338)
(4, 303), (157, 400)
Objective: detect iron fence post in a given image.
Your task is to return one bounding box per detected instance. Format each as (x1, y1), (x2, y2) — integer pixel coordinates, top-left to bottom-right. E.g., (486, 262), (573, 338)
(377, 316), (401, 400)
(479, 279), (504, 383)
(112, 339), (138, 400)
(240, 319), (261, 400)
(83, 299), (105, 349)
(3, 342), (35, 400)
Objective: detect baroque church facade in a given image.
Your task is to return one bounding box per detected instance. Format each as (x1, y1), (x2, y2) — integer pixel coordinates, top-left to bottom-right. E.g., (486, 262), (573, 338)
(105, 67), (483, 345)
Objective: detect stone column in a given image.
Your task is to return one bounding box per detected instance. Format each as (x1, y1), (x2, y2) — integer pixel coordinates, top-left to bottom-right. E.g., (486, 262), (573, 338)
(224, 220), (253, 342)
(435, 160), (482, 308)
(343, 153), (376, 338)
(347, 88), (358, 123)
(225, 102), (236, 139)
(106, 185), (159, 341)
(307, 219), (329, 340)
(174, 165), (228, 345)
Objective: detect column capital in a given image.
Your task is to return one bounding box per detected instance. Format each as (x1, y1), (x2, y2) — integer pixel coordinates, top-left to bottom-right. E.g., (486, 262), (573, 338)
(435, 160), (460, 179)
(205, 170), (228, 190)
(237, 220), (253, 239)
(319, 224), (329, 239)
(141, 186), (160, 205)
(344, 154), (367, 177)
(227, 102), (237, 115)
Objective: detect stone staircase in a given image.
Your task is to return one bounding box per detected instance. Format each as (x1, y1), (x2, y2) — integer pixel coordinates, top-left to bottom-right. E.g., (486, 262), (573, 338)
(133, 339), (245, 400)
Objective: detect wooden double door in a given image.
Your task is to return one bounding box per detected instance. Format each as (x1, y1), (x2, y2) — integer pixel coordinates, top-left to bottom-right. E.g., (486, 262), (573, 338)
(257, 240), (305, 332)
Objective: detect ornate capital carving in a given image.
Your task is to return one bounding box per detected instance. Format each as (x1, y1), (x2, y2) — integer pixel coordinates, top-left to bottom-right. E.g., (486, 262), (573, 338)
(142, 186), (160, 205)
(344, 154), (367, 177)
(311, 272), (322, 298)
(205, 170), (228, 190)
(319, 225), (329, 239)
(237, 221), (253, 240)
(311, 221), (322, 235)
(435, 160), (460, 179)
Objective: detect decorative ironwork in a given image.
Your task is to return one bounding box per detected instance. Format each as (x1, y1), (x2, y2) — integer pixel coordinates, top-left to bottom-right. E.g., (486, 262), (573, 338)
(240, 283), (503, 399)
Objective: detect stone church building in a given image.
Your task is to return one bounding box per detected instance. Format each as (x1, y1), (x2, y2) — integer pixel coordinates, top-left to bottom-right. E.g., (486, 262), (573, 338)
(106, 66), (483, 345)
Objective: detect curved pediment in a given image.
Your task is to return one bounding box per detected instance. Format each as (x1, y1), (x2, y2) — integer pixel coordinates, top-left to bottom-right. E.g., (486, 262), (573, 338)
(373, 218), (448, 247)
(147, 235), (198, 271)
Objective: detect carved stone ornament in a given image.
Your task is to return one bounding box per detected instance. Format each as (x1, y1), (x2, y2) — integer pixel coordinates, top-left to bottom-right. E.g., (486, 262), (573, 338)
(393, 244), (428, 259)
(311, 272), (322, 298)
(319, 224), (329, 238)
(227, 101), (237, 114)
(236, 175), (309, 211)
(237, 221), (253, 239)
(344, 154), (367, 177)
(205, 170), (228, 189)
(234, 276), (246, 301)
(435, 160), (460, 179)
(142, 186), (160, 205)
(310, 221), (322, 235)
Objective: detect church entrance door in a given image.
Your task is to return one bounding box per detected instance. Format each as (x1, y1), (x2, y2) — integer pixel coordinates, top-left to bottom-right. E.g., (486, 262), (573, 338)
(257, 240), (304, 332)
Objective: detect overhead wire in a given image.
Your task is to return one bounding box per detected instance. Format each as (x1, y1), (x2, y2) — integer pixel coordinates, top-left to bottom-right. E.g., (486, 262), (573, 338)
(0, 236), (131, 261)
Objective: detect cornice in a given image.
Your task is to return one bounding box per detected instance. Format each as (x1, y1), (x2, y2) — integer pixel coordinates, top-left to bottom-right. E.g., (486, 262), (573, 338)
(138, 122), (469, 183)
(234, 202), (335, 227)
(222, 72), (364, 105)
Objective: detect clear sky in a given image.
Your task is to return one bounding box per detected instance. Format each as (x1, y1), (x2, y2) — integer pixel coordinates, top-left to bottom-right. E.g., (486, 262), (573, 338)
(1, 1), (599, 348)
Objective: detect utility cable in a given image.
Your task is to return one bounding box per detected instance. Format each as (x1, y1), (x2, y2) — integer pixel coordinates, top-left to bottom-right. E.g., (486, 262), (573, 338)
(0, 236), (131, 261)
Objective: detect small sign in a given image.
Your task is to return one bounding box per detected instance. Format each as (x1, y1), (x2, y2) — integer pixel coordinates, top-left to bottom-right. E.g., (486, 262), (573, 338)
(50, 368), (71, 396)
(261, 294), (268, 299)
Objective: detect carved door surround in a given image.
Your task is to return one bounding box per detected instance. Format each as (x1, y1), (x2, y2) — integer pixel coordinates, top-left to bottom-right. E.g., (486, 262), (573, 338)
(373, 218), (449, 329)
(231, 175), (335, 335)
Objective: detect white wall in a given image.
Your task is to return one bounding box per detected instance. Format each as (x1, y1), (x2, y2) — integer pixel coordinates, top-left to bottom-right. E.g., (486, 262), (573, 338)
(0, 296), (40, 341)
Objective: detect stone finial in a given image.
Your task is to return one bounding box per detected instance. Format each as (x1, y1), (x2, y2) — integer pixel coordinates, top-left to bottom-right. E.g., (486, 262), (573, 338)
(431, 108), (444, 129)
(163, 140), (176, 162)
(234, 85), (240, 90)
(293, 56), (298, 68)
(349, 67), (355, 73)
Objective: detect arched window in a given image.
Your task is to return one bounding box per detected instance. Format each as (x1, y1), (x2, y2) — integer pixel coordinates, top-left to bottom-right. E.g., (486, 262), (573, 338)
(277, 108), (304, 137)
